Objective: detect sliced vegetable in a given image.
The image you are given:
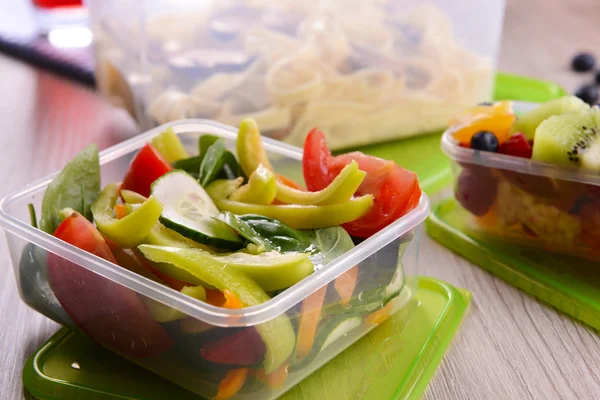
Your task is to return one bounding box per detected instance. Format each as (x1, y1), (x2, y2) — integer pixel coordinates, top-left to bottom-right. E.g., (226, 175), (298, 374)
(205, 289), (244, 309)
(40, 144), (100, 234)
(144, 221), (209, 250)
(121, 144), (173, 197)
(275, 161), (365, 206)
(215, 368), (249, 400)
(152, 171), (243, 249)
(142, 285), (207, 323)
(215, 250), (314, 292)
(318, 315), (363, 351)
(303, 129), (421, 238)
(277, 174), (303, 190)
(334, 266), (359, 307)
(236, 119), (365, 205)
(120, 189), (147, 204)
(137, 245), (296, 373)
(210, 192), (374, 230)
(254, 363), (289, 389)
(114, 204), (128, 219)
(151, 127), (189, 162)
(91, 183), (163, 248)
(230, 164), (276, 205)
(295, 286), (327, 362)
(133, 248), (198, 290)
(48, 211), (172, 358)
(366, 302), (393, 325)
(200, 328), (266, 365)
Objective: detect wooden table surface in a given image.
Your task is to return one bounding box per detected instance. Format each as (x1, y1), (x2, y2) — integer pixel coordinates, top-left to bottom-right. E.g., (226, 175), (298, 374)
(1, 0), (600, 399)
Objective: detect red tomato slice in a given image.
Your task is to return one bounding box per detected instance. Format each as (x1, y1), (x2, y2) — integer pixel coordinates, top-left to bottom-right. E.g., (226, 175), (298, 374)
(302, 128), (337, 191)
(200, 327), (266, 365)
(121, 144), (173, 197)
(302, 130), (421, 238)
(48, 212), (173, 358)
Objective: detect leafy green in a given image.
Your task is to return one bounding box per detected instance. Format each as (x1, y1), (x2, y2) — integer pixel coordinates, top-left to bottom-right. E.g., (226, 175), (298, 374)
(218, 213), (317, 254)
(172, 156), (202, 178)
(28, 204), (38, 229)
(39, 144), (100, 234)
(314, 227), (355, 263)
(198, 134), (219, 161)
(198, 140), (228, 187)
(220, 152), (243, 180)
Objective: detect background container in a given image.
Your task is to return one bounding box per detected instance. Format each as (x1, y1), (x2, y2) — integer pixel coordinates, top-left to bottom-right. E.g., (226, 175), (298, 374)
(442, 101), (600, 262)
(0, 120), (429, 399)
(85, 0), (505, 150)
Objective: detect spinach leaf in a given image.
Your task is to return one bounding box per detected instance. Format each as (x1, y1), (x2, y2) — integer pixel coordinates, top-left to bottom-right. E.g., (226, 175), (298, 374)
(218, 213), (316, 254)
(19, 244), (73, 325)
(198, 140), (228, 187)
(172, 155), (202, 178)
(220, 151), (243, 180)
(39, 144), (100, 234)
(314, 227), (355, 263)
(198, 134), (219, 161)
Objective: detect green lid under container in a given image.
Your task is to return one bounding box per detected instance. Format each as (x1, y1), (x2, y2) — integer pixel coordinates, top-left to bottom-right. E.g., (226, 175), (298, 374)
(426, 198), (600, 332)
(23, 277), (470, 400)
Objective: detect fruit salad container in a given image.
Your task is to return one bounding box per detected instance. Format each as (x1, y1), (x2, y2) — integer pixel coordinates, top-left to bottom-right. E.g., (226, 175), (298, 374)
(0, 120), (429, 399)
(86, 0), (505, 149)
(443, 99), (600, 261)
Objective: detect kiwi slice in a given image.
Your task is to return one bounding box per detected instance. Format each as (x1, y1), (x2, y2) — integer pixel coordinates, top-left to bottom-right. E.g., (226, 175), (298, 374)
(511, 96), (590, 140)
(532, 109), (600, 170)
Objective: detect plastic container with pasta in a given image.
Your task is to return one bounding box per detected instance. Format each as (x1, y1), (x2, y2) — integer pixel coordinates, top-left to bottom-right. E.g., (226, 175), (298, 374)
(87, 0), (505, 150)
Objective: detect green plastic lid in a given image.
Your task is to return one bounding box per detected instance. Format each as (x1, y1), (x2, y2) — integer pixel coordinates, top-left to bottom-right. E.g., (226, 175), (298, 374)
(426, 198), (600, 331)
(23, 277), (470, 400)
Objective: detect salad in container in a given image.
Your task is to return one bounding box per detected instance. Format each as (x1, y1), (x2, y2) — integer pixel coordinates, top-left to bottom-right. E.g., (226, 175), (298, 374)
(443, 96), (600, 261)
(0, 119), (428, 399)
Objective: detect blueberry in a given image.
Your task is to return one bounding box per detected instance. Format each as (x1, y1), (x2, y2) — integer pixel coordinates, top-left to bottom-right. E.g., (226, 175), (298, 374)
(470, 131), (498, 152)
(575, 84), (599, 105)
(571, 52), (596, 72)
(595, 70), (600, 85)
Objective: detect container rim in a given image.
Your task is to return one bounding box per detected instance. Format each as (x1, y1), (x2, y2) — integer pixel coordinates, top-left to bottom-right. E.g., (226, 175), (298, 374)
(441, 100), (600, 186)
(0, 118), (430, 327)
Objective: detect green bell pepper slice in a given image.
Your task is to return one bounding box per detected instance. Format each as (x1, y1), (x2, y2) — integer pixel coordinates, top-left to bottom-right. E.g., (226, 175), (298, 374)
(151, 127), (189, 163)
(207, 179), (374, 229)
(137, 245), (296, 373)
(142, 285), (207, 323)
(236, 119), (365, 205)
(230, 164), (276, 205)
(91, 183), (163, 248)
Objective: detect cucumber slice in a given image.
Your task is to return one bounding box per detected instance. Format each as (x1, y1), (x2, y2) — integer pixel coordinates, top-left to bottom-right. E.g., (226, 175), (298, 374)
(151, 171), (243, 250)
(319, 315), (363, 351)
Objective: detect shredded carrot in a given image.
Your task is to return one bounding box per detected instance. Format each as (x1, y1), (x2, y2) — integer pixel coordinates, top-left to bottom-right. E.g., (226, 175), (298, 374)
(295, 286), (327, 361)
(115, 204), (127, 219)
(366, 302), (393, 325)
(205, 289), (243, 309)
(334, 265), (359, 306)
(214, 368), (249, 400)
(277, 174), (304, 190)
(254, 362), (289, 389)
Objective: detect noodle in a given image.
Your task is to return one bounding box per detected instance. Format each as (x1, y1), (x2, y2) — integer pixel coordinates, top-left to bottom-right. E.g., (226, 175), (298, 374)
(145, 3), (493, 149)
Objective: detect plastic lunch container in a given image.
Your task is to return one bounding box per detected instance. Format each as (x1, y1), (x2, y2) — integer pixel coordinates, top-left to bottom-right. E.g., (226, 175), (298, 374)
(0, 120), (429, 399)
(85, 0), (505, 150)
(442, 101), (600, 262)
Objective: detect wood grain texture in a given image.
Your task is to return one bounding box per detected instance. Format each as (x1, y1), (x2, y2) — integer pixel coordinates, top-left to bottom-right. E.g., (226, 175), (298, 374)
(1, 0), (600, 399)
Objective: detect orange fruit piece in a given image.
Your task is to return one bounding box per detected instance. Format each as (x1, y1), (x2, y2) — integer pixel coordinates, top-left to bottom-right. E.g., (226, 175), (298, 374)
(450, 101), (516, 145)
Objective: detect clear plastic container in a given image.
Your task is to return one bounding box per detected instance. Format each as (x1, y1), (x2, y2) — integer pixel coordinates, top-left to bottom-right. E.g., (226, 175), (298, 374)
(442, 101), (600, 262)
(0, 119), (429, 399)
(85, 0), (505, 150)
